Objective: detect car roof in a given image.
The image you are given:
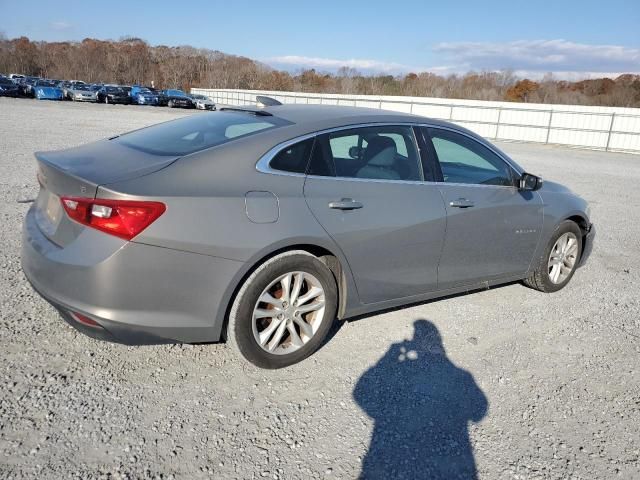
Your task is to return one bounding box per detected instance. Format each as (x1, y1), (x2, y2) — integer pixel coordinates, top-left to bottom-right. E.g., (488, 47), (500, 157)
(204, 104), (523, 171)
(259, 104), (454, 131)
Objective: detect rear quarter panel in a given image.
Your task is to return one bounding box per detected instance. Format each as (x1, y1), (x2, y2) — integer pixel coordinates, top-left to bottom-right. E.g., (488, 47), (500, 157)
(97, 136), (363, 318)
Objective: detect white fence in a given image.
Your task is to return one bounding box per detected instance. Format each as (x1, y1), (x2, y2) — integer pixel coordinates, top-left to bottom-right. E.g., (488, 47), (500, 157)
(191, 88), (640, 155)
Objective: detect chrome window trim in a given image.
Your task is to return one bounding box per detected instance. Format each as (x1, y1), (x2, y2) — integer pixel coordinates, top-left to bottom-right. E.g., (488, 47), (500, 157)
(255, 121), (524, 186)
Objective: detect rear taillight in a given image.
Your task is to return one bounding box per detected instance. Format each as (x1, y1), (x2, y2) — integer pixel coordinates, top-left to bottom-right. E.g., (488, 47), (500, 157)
(60, 196), (165, 241)
(69, 311), (103, 329)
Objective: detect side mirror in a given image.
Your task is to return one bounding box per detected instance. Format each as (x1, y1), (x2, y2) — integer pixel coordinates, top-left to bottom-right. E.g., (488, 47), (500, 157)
(519, 173), (543, 191)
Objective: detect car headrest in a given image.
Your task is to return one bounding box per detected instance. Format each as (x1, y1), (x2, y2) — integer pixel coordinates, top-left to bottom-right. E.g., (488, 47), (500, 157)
(364, 136), (397, 167)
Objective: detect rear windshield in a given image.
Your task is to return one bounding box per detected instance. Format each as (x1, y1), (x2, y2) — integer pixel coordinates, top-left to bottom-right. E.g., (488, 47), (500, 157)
(115, 111), (292, 156)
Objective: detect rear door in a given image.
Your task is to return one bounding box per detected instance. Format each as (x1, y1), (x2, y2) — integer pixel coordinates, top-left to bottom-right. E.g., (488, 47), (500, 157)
(303, 125), (447, 304)
(421, 127), (543, 289)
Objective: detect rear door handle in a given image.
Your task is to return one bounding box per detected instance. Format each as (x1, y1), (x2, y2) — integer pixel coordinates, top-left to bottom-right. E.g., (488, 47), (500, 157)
(328, 198), (364, 210)
(449, 198), (475, 208)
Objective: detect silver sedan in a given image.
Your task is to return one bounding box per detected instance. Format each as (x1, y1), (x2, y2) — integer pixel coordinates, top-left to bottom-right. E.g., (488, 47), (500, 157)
(190, 94), (216, 110)
(21, 103), (594, 368)
(67, 84), (97, 102)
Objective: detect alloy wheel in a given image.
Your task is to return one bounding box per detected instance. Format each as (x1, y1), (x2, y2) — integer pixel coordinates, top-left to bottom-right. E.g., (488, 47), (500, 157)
(252, 271), (326, 355)
(548, 232), (579, 284)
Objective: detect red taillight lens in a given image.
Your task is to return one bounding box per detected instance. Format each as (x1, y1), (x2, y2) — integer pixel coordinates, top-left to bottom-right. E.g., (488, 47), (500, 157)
(60, 197), (165, 241)
(69, 311), (102, 328)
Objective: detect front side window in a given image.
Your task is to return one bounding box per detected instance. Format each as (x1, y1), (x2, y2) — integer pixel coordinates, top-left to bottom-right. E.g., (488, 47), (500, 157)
(313, 126), (422, 181)
(427, 128), (514, 186)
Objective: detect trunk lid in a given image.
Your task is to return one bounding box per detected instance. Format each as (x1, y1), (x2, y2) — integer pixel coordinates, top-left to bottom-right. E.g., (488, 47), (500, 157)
(33, 138), (179, 246)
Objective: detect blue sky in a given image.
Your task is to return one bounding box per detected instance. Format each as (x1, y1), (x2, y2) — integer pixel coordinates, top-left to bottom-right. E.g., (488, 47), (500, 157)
(1, 0), (639, 78)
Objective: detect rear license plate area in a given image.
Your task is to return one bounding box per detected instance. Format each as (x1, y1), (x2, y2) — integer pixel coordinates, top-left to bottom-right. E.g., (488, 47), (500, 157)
(35, 189), (63, 238)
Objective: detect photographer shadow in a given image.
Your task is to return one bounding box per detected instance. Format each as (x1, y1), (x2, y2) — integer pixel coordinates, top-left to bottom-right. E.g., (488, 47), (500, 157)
(353, 319), (488, 479)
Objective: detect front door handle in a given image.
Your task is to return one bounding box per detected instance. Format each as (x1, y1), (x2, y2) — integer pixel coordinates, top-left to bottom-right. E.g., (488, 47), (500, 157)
(328, 198), (364, 210)
(449, 198), (475, 208)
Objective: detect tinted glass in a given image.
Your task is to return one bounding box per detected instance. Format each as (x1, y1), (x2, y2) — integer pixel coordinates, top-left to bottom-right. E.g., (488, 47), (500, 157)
(428, 128), (514, 186)
(270, 139), (314, 174)
(317, 126), (422, 181)
(116, 111), (291, 156)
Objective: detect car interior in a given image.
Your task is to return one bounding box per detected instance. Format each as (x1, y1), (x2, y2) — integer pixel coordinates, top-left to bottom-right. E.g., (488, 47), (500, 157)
(317, 127), (422, 181)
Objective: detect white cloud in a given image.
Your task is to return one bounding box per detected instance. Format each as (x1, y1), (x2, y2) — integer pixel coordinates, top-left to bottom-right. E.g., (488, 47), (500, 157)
(265, 55), (429, 74)
(433, 39), (640, 77)
(49, 21), (73, 31)
(266, 40), (640, 80)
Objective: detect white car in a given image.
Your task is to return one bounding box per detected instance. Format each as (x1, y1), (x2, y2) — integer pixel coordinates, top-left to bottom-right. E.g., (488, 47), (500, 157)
(190, 94), (216, 110)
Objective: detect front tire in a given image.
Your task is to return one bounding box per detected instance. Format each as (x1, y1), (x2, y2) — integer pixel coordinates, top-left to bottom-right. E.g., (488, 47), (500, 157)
(227, 251), (338, 369)
(524, 220), (582, 292)
(104, 96), (109, 104)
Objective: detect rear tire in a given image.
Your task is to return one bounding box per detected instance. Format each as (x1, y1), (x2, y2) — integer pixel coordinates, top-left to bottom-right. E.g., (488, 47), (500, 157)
(104, 96), (109, 104)
(227, 251), (338, 369)
(524, 220), (582, 292)
(168, 100), (174, 108)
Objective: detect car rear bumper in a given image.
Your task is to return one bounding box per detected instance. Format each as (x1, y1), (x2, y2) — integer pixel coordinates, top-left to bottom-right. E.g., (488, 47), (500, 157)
(21, 206), (244, 344)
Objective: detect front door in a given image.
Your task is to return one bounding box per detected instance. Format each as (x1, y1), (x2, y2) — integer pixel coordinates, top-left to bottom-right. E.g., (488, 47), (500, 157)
(422, 127), (544, 289)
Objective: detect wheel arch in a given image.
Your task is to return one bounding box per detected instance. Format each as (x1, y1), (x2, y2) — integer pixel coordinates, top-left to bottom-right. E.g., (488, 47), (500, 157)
(564, 214), (591, 260)
(217, 242), (353, 343)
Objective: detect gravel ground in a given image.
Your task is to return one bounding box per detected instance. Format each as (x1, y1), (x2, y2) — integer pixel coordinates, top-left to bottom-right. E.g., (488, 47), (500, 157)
(1, 98), (639, 480)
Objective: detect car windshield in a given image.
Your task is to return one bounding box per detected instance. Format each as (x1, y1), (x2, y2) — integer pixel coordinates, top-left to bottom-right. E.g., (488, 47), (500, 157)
(115, 111), (292, 156)
(138, 88), (152, 94)
(74, 85), (90, 91)
(192, 95), (206, 100)
(0, 78), (14, 85)
(36, 80), (57, 87)
(106, 87), (122, 93)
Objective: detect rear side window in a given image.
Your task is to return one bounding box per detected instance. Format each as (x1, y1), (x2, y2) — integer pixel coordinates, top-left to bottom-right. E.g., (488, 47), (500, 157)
(116, 111), (292, 156)
(315, 126), (422, 181)
(270, 139), (314, 174)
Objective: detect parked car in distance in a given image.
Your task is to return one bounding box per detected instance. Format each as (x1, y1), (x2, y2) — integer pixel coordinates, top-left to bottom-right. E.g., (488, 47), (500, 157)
(58, 80), (86, 100)
(130, 86), (161, 106)
(33, 80), (64, 100)
(160, 89), (195, 108)
(0, 77), (22, 97)
(67, 84), (97, 102)
(97, 86), (131, 104)
(19, 76), (40, 97)
(190, 94), (216, 110)
(9, 74), (25, 82)
(21, 104), (594, 368)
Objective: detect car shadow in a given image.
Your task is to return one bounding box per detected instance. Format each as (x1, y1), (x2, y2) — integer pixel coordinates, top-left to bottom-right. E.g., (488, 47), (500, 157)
(353, 319), (488, 479)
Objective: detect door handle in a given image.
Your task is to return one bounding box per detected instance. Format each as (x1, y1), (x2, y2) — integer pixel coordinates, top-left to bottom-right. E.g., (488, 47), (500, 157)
(328, 198), (364, 210)
(449, 198), (475, 208)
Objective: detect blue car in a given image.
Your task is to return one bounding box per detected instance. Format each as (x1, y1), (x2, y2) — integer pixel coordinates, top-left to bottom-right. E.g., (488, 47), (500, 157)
(130, 85), (161, 106)
(33, 80), (64, 100)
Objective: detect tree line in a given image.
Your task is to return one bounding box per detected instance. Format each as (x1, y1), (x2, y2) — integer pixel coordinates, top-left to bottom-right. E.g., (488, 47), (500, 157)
(1, 35), (639, 107)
